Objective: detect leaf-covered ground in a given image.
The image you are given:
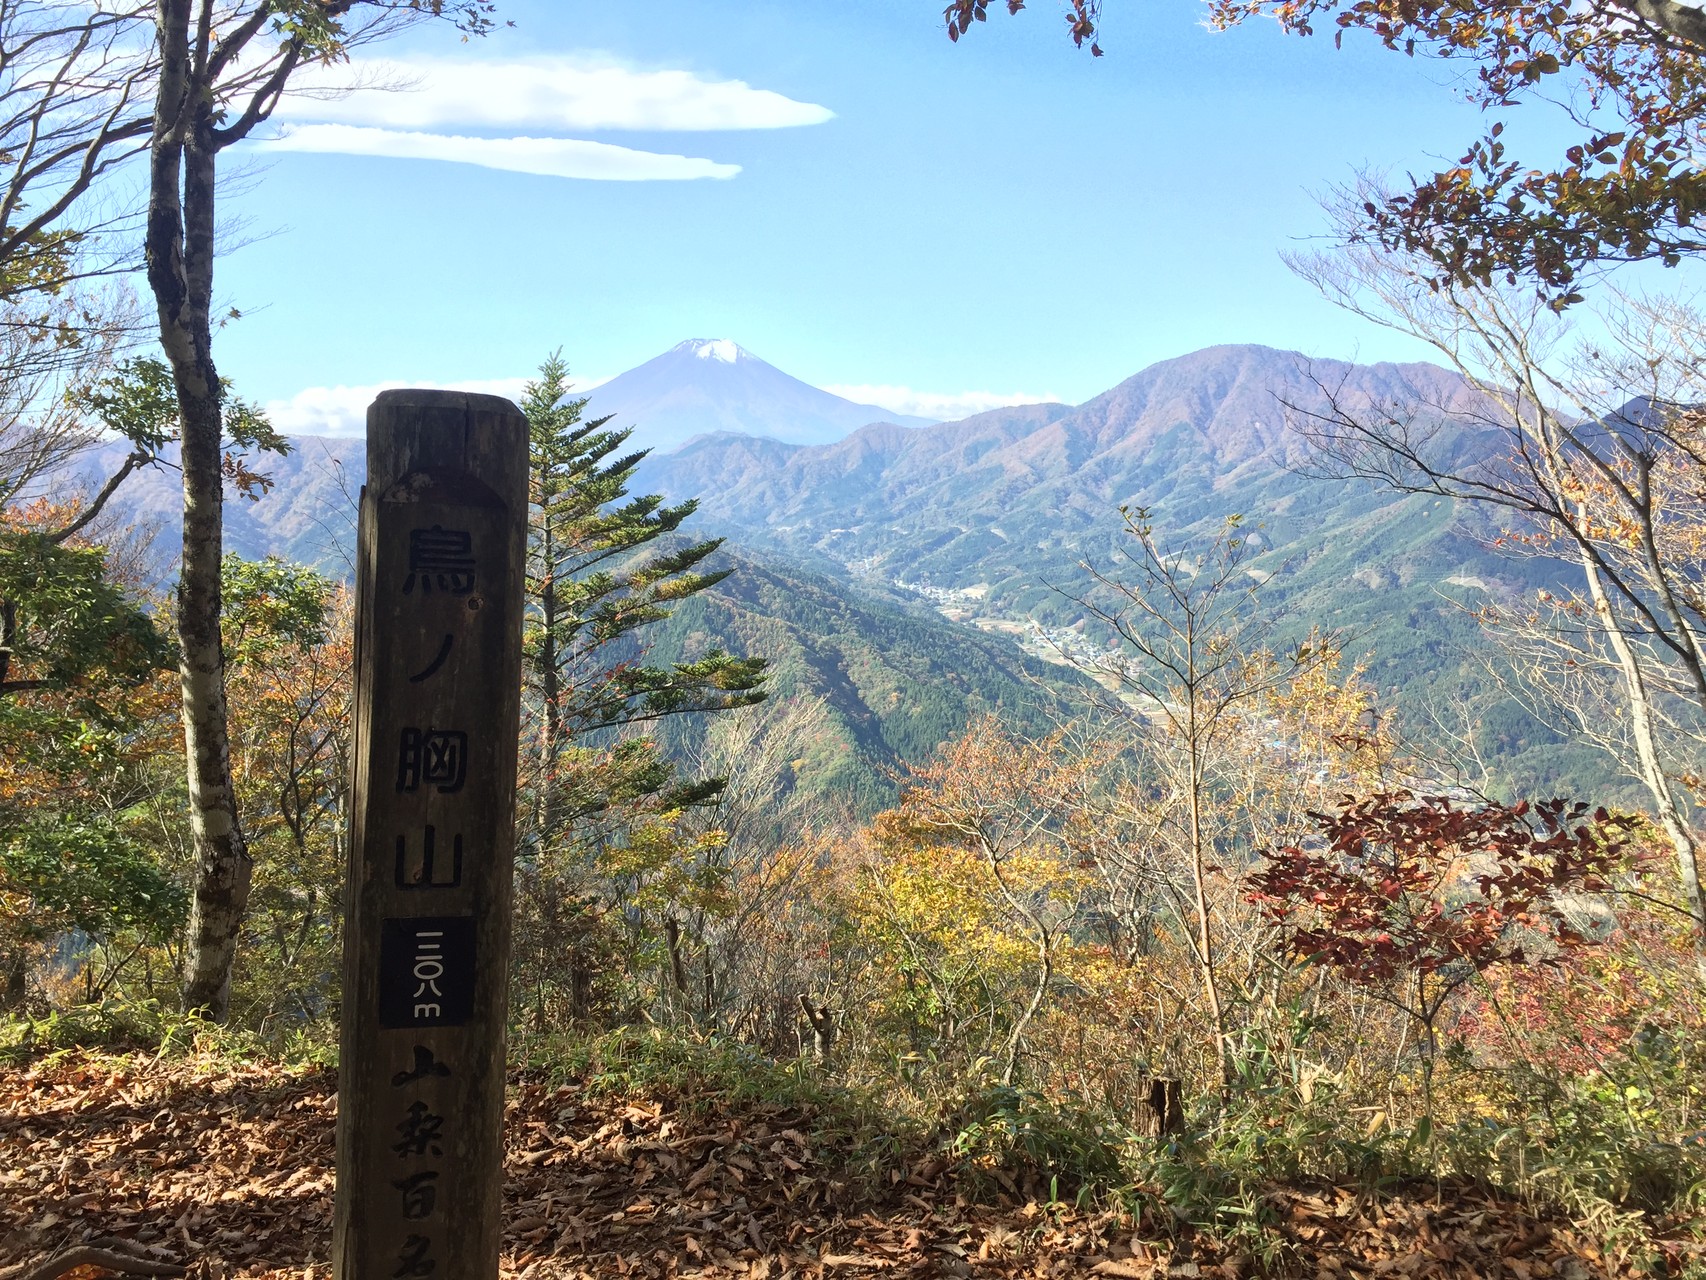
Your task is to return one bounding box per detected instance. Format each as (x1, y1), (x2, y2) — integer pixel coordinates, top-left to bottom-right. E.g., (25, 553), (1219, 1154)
(0, 1053), (1690, 1279)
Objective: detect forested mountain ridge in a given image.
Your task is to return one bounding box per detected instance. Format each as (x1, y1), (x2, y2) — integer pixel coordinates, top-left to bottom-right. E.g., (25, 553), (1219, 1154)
(71, 341), (1590, 792)
(633, 343), (1500, 595)
(69, 433), (363, 571)
(639, 547), (1098, 814)
(58, 334), (936, 566)
(631, 343), (1593, 792)
(68, 438), (1091, 815)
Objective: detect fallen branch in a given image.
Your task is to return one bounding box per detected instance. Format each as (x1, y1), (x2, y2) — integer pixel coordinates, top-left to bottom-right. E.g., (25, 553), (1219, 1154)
(0, 1246), (186, 1280)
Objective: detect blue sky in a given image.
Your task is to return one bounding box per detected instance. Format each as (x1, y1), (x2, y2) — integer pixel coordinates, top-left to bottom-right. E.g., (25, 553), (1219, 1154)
(209, 0), (1615, 434)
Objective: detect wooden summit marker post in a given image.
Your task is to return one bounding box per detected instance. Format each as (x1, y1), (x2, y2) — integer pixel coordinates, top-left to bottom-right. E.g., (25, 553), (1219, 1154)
(335, 391), (528, 1280)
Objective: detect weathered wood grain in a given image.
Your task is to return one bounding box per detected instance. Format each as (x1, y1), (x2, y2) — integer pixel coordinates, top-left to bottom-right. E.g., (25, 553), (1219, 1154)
(334, 390), (528, 1280)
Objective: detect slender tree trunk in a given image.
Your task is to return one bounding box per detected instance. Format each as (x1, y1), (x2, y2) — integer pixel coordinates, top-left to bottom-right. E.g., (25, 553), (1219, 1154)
(0, 595), (16, 691)
(798, 994), (836, 1064)
(147, 0), (251, 1020)
(1, 947), (26, 1009)
(1577, 537), (1706, 942)
(1000, 914), (1053, 1087)
(536, 580), (560, 841)
(981, 836), (1054, 1086)
(1179, 662), (1231, 1089)
(664, 915), (689, 1002)
(1627, 458), (1706, 709)
(1187, 744), (1231, 1088)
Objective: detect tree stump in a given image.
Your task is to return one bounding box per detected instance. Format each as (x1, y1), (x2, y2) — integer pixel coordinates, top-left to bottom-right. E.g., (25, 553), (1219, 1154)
(1137, 1076), (1184, 1137)
(798, 994), (836, 1063)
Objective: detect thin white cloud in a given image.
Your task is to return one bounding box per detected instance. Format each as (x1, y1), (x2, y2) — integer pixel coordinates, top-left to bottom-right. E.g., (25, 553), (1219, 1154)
(264, 375), (587, 437)
(283, 55), (834, 133)
(270, 370), (1042, 438)
(259, 124), (740, 181)
(823, 384), (1059, 423)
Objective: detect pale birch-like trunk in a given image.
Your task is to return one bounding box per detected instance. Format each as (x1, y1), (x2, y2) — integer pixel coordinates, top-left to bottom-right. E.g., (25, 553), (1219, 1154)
(139, 0), (443, 1021)
(147, 0), (250, 1019)
(1575, 530), (1706, 941)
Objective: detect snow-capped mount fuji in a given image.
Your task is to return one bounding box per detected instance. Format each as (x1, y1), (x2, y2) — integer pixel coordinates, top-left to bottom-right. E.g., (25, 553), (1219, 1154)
(580, 338), (934, 454)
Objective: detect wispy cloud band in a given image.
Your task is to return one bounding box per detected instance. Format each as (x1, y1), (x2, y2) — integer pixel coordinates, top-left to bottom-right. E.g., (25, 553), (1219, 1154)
(259, 124), (741, 181)
(264, 375), (555, 437)
(259, 53), (831, 182)
(285, 55), (835, 133)
(823, 384), (1059, 422)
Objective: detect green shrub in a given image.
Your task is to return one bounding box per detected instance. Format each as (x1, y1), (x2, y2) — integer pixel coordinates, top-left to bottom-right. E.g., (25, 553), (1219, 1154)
(946, 1081), (1130, 1204)
(0, 998), (338, 1067)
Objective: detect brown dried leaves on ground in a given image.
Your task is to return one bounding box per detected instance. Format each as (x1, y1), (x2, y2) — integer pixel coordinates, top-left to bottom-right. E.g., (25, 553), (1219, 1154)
(0, 1053), (1687, 1279)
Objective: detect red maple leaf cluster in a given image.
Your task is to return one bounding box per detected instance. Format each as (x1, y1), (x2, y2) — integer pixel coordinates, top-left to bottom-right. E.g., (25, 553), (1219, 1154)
(1248, 792), (1635, 989)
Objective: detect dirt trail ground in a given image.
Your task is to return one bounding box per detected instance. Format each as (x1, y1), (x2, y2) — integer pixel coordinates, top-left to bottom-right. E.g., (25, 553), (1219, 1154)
(0, 1054), (1686, 1279)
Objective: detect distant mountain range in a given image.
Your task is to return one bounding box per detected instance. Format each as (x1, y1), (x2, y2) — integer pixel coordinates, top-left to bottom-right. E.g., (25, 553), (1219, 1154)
(631, 343), (1603, 795)
(81, 434), (364, 571)
(633, 343), (1517, 640)
(69, 340), (1614, 802)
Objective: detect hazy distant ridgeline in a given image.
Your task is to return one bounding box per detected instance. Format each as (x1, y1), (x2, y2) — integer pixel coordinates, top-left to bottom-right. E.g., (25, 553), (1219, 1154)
(630, 343), (1599, 795)
(65, 434), (363, 570)
(632, 342), (1533, 651)
(65, 341), (1606, 798)
(634, 343), (1498, 575)
(80, 340), (1499, 574)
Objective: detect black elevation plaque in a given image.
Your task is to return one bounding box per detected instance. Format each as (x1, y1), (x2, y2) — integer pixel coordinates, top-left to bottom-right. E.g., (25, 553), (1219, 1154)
(378, 915), (476, 1028)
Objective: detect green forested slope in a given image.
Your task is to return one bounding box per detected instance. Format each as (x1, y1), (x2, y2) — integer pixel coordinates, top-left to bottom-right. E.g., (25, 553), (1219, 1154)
(641, 549), (1098, 814)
